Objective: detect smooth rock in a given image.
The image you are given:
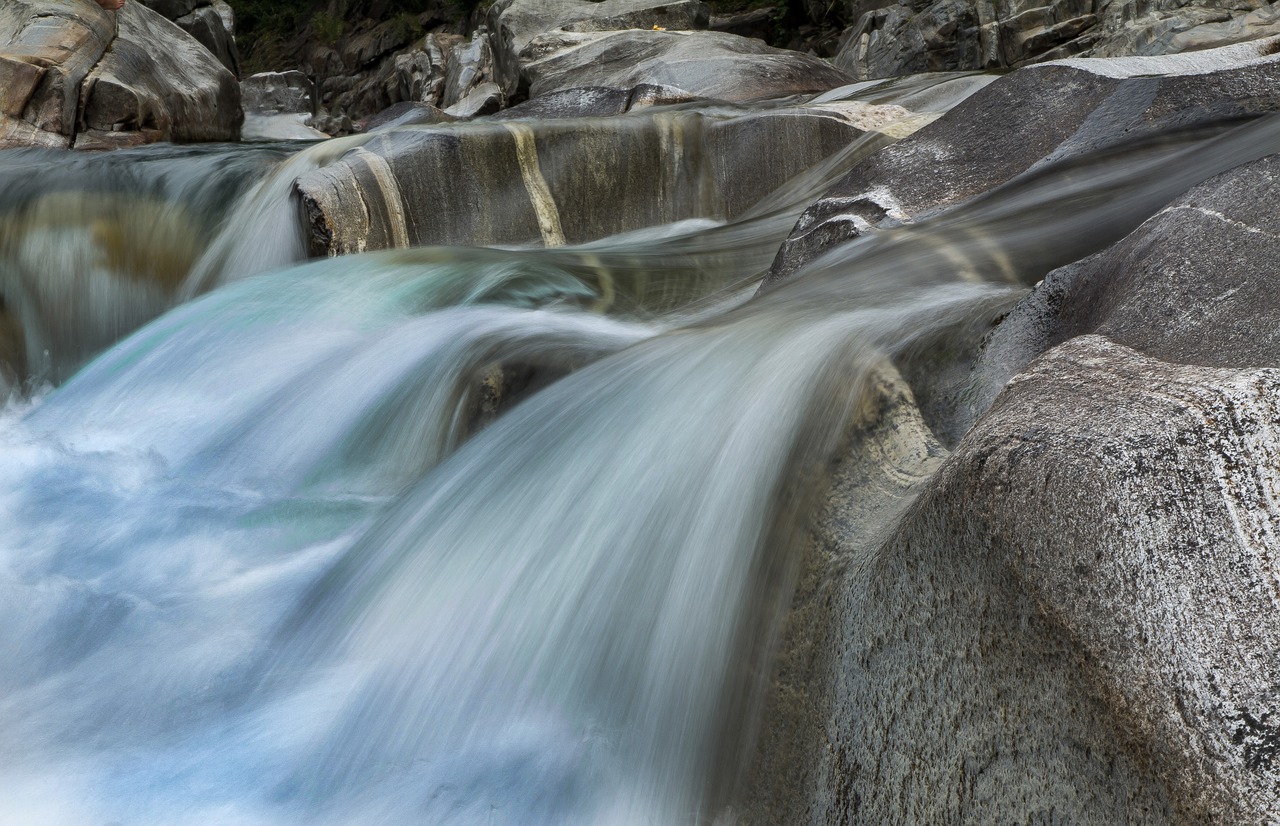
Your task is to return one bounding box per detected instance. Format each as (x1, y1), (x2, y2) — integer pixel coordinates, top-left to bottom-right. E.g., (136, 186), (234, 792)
(0, 0), (114, 148)
(75, 1), (241, 149)
(364, 101), (456, 132)
(765, 38), (1280, 289)
(489, 84), (702, 120)
(241, 112), (328, 141)
(442, 32), (498, 108)
(242, 70), (312, 115)
(519, 29), (854, 102)
(443, 81), (503, 119)
(174, 4), (240, 77)
(296, 103), (893, 255)
(832, 0), (1280, 81)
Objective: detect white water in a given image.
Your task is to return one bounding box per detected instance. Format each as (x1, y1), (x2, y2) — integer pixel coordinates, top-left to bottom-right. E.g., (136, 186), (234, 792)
(1, 105), (1278, 825)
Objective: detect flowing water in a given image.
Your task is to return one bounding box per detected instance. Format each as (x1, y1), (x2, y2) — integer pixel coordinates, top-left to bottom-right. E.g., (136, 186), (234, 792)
(1, 86), (1278, 824)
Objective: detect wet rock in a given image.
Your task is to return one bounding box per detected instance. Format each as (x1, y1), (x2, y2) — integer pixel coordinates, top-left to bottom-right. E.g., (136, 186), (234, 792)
(296, 103), (903, 255)
(443, 81), (503, 119)
(489, 84), (702, 120)
(766, 38), (1280, 288)
(746, 36), (1280, 825)
(364, 101), (456, 132)
(242, 113), (328, 141)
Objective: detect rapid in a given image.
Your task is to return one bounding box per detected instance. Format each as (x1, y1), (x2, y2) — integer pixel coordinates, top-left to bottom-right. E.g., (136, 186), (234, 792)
(1, 83), (1277, 824)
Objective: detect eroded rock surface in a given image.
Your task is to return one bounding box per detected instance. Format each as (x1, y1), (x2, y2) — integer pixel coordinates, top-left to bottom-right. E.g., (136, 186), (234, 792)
(297, 102), (916, 255)
(833, 0), (1280, 81)
(766, 38), (1280, 288)
(488, 0), (853, 103)
(1, 0), (240, 149)
(747, 35), (1280, 825)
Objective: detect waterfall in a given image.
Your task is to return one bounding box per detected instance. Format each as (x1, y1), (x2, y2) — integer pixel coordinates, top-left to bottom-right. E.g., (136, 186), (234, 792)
(1, 99), (1278, 824)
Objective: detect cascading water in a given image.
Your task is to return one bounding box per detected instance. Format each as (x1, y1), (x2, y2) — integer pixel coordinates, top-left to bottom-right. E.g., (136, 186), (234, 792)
(2, 84), (1278, 825)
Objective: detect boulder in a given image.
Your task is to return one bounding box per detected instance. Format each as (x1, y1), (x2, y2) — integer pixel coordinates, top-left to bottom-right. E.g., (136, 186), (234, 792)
(0, 0), (239, 150)
(744, 37), (1280, 825)
(74, 1), (241, 149)
(0, 0), (114, 148)
(964, 152), (1280, 432)
(766, 38), (1280, 289)
(443, 81), (503, 119)
(518, 29), (856, 102)
(488, 83), (702, 120)
(174, 2), (240, 78)
(242, 70), (312, 115)
(832, 0), (1280, 81)
(295, 101), (919, 255)
(441, 31), (498, 108)
(751, 334), (1280, 823)
(486, 0), (851, 103)
(310, 31), (462, 137)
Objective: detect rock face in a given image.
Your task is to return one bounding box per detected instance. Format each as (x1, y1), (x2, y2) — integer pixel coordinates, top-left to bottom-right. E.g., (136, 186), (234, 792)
(746, 35), (1280, 825)
(0, 0), (114, 149)
(766, 39), (1280, 290)
(832, 0), (1280, 81)
(0, 0), (240, 149)
(174, 1), (240, 78)
(296, 101), (919, 256)
(487, 0), (854, 102)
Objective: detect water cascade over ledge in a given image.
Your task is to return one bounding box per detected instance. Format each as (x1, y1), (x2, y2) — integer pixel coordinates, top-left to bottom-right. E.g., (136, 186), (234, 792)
(3, 73), (1280, 824)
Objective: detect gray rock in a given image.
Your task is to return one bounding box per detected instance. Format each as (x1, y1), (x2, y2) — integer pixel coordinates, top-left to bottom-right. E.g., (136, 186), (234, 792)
(174, 4), (240, 78)
(519, 29), (855, 102)
(766, 39), (1280, 289)
(832, 0), (1280, 81)
(364, 101), (456, 132)
(0, 0), (114, 148)
(442, 32), (497, 108)
(964, 153), (1280, 433)
(743, 37), (1280, 824)
(241, 70), (312, 115)
(486, 0), (849, 103)
(488, 84), (702, 120)
(752, 332), (1280, 823)
(241, 112), (328, 141)
(0, 0), (238, 150)
(442, 81), (503, 119)
(74, 1), (242, 149)
(296, 103), (890, 255)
